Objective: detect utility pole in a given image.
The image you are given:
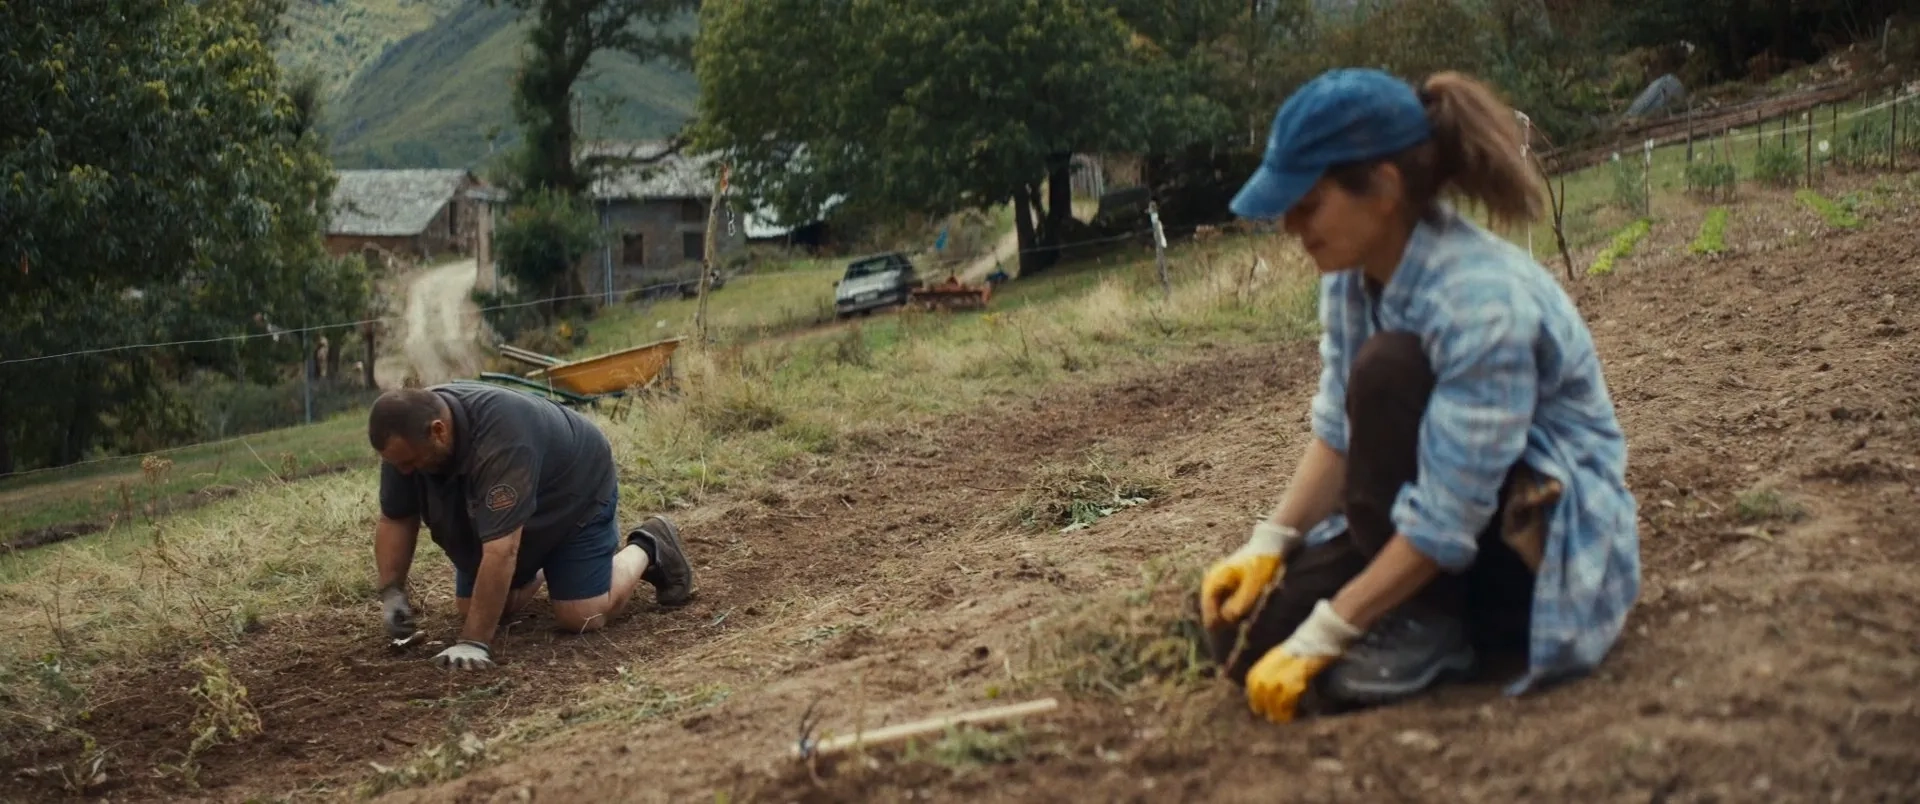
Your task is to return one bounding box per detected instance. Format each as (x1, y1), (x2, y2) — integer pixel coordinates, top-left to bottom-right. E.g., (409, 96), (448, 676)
(694, 164), (729, 344)
(300, 330), (313, 425)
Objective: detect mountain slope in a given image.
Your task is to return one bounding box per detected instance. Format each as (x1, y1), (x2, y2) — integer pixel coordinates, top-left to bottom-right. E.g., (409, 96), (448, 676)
(282, 0), (698, 170)
(278, 0), (466, 96)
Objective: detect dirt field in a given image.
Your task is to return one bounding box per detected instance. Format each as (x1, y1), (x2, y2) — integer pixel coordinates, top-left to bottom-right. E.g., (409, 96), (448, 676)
(8, 181), (1920, 803)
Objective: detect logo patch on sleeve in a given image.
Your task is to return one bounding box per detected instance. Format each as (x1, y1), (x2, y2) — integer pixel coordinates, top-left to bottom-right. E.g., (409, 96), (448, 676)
(485, 484), (520, 512)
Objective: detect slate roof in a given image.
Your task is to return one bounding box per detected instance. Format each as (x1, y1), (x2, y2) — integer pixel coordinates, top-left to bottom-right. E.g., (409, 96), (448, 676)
(328, 169), (473, 237)
(583, 140), (846, 237)
(583, 141), (720, 201)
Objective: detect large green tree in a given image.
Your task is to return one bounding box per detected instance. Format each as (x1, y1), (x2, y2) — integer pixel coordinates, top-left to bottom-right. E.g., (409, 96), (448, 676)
(482, 0), (694, 313)
(0, 0), (370, 473)
(1604, 0), (1906, 83)
(694, 0), (1233, 273)
(493, 0), (698, 197)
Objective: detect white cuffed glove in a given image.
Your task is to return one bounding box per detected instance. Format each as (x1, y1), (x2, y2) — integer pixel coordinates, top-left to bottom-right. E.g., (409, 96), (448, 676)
(432, 640), (496, 670)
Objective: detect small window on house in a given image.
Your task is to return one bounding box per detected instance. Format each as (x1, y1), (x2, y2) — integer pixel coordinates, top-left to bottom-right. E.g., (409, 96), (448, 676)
(447, 203), (460, 238)
(680, 199), (705, 223)
(622, 233), (645, 267)
(683, 231), (705, 262)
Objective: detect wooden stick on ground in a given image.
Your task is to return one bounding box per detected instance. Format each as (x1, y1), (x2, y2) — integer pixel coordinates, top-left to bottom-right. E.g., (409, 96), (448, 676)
(792, 697), (1060, 760)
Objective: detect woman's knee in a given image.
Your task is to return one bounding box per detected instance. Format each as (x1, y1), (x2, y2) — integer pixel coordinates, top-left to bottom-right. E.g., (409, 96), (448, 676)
(1349, 332), (1434, 400)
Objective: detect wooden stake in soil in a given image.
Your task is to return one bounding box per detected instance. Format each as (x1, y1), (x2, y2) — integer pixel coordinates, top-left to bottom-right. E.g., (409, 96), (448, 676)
(1806, 110), (1814, 187)
(1892, 93), (1900, 171)
(1148, 202), (1171, 300)
(793, 697), (1061, 760)
(694, 164), (730, 345)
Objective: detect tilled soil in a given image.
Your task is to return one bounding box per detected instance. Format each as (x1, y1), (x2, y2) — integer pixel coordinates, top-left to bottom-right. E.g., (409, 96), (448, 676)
(10, 179), (1920, 803)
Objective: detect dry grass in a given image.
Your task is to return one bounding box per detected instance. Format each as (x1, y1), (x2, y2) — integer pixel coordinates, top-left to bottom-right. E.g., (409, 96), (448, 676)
(0, 232), (1320, 775)
(1008, 451), (1169, 532)
(1015, 552), (1214, 701)
(358, 673), (729, 797)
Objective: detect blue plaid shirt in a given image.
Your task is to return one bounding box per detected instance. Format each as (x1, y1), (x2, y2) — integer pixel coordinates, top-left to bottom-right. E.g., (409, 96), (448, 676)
(1300, 205), (1641, 695)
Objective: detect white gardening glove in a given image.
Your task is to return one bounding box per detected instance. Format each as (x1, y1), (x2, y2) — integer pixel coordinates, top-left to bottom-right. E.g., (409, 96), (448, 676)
(380, 584), (416, 640)
(1201, 521), (1305, 630)
(432, 640), (496, 670)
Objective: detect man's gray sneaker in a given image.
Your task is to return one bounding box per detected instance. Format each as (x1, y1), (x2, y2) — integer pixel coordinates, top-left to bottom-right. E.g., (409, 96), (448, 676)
(1321, 609), (1474, 705)
(629, 515), (694, 607)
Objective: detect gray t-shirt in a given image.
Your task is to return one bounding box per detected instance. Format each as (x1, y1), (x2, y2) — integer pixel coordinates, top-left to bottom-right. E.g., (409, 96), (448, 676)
(378, 382), (617, 577)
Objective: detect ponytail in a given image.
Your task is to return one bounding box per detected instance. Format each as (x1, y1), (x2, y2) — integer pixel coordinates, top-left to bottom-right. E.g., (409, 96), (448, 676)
(1420, 71), (1544, 229)
(1325, 70), (1545, 230)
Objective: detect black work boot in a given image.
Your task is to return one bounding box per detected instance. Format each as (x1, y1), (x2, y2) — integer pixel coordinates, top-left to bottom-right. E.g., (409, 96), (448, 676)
(628, 515), (695, 607)
(1321, 609), (1474, 706)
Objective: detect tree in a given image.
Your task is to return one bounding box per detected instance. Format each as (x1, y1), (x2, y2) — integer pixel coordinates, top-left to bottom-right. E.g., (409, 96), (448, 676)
(0, 0), (370, 472)
(694, 0), (1232, 274)
(492, 0), (698, 197)
(1601, 0), (1907, 84)
(484, 0), (695, 310)
(492, 189), (607, 327)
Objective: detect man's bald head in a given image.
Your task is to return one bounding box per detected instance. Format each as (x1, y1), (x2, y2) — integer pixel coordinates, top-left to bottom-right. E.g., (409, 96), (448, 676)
(369, 388), (455, 474)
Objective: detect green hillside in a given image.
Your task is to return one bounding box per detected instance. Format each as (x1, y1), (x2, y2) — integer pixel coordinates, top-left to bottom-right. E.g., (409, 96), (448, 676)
(280, 0), (698, 170)
(279, 0), (466, 95)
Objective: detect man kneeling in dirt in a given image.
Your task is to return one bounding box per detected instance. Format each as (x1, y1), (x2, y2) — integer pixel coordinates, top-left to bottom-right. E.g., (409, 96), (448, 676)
(367, 382), (696, 670)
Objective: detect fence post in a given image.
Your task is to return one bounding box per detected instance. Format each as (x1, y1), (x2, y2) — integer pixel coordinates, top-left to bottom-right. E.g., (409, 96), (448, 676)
(1642, 139), (1652, 219)
(1892, 92), (1900, 171)
(695, 164), (729, 346)
(1805, 109), (1814, 187)
(1686, 102), (1695, 163)
(1520, 110), (1534, 258)
(300, 330), (314, 425)
(1148, 201), (1171, 301)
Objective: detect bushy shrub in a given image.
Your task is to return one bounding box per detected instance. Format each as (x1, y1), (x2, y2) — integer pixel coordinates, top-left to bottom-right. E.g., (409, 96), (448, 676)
(1751, 144), (1800, 187)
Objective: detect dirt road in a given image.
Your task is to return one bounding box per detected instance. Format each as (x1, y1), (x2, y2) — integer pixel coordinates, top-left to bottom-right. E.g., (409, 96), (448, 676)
(958, 229), (1019, 284)
(958, 199), (1099, 283)
(376, 259), (486, 388)
(19, 181), (1920, 803)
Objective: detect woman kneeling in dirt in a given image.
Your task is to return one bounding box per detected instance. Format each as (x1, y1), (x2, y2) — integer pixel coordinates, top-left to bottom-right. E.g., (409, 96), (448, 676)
(1199, 68), (1640, 723)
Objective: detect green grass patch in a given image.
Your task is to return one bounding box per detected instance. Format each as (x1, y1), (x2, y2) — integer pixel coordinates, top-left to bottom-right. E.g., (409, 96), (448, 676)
(1795, 189), (1861, 229)
(579, 262), (845, 353)
(0, 413), (373, 544)
(1688, 207), (1730, 256)
(1735, 488), (1808, 524)
(1587, 218), (1653, 276)
(1751, 144), (1802, 187)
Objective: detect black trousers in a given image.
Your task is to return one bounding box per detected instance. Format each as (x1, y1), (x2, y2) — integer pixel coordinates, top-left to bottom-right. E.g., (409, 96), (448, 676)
(1208, 332), (1539, 684)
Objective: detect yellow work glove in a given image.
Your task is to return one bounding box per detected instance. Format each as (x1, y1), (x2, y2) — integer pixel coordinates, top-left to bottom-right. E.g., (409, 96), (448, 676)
(1200, 521), (1300, 630)
(1246, 599), (1362, 723)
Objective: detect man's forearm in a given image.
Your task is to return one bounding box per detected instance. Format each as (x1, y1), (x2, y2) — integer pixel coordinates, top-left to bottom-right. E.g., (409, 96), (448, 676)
(461, 533), (521, 645)
(1329, 534), (1440, 631)
(374, 516), (419, 591)
(1266, 437), (1347, 533)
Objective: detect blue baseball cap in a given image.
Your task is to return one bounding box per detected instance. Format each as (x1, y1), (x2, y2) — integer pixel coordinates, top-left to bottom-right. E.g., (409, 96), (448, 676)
(1230, 68), (1433, 220)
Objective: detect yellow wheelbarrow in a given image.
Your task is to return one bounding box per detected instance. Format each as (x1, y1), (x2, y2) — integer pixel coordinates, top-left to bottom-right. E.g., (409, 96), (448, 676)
(480, 337), (683, 408)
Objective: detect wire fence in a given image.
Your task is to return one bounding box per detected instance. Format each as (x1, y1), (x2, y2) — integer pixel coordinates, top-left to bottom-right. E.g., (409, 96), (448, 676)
(0, 225), (1162, 519)
(6, 85), (1918, 542)
(1555, 87), (1918, 219)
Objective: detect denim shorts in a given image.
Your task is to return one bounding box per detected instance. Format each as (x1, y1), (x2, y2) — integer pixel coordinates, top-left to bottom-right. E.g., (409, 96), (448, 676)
(455, 489), (621, 602)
